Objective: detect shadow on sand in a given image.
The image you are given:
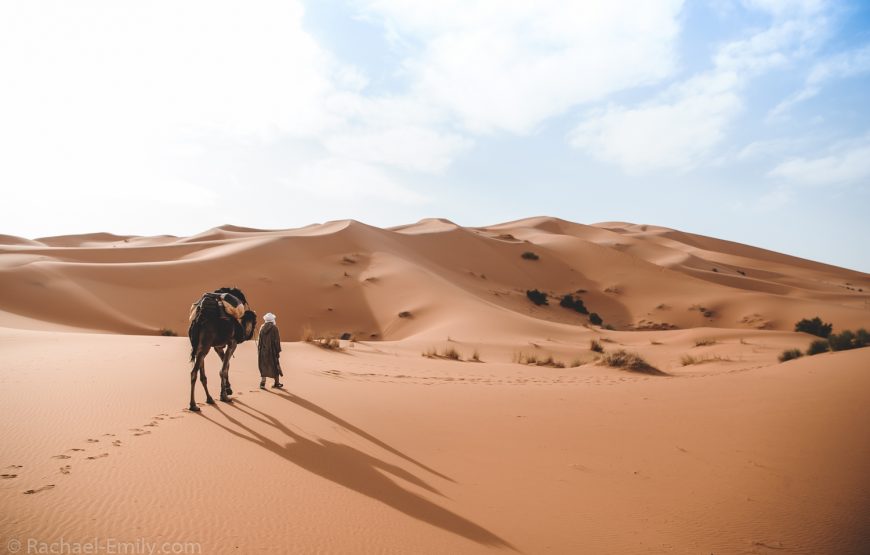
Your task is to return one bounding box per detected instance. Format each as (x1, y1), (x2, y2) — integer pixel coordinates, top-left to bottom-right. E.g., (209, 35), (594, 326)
(267, 389), (454, 482)
(199, 399), (514, 549)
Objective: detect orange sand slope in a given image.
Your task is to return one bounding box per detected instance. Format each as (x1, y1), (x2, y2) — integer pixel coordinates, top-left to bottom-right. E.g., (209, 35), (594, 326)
(0, 216), (867, 338)
(0, 330), (869, 554)
(1, 217), (869, 554)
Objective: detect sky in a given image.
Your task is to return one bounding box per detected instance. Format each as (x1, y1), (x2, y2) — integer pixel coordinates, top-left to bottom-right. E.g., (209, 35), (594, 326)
(1, 0), (869, 271)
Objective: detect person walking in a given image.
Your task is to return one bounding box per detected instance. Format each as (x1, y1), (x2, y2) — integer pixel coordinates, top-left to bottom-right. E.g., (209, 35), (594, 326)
(258, 312), (283, 389)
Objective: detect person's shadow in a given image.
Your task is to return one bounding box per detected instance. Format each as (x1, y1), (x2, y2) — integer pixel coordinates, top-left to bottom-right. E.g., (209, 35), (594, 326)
(199, 399), (514, 549)
(267, 389), (453, 482)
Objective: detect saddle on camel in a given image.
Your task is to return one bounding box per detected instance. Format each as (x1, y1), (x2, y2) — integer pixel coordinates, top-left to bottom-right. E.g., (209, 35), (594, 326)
(187, 287), (257, 411)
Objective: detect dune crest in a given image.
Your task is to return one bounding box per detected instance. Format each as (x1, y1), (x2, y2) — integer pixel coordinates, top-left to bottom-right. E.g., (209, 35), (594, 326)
(1, 217), (865, 338)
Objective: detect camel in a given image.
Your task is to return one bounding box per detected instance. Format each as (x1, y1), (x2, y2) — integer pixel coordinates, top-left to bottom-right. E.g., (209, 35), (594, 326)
(188, 287), (257, 411)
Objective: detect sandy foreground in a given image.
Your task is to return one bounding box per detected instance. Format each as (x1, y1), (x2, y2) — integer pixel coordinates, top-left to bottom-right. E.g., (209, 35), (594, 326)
(1, 217), (869, 554)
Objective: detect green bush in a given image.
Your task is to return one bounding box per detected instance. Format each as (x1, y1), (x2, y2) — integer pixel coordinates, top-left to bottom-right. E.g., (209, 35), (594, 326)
(589, 312), (603, 326)
(794, 317), (832, 338)
(828, 330), (856, 351)
(526, 289), (548, 306)
(590, 339), (604, 353)
(806, 339), (829, 356)
(856, 328), (870, 348)
(560, 294), (588, 314)
(778, 349), (804, 362)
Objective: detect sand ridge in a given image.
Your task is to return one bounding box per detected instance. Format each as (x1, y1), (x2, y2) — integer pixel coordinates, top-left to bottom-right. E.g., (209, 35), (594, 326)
(1, 217), (869, 553)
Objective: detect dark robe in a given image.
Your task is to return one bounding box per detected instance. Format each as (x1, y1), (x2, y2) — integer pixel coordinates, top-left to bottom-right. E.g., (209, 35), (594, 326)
(257, 322), (282, 379)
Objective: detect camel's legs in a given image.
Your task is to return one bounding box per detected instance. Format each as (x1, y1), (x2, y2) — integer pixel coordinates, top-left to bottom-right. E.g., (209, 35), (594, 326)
(214, 346), (232, 395)
(219, 342), (237, 402)
(189, 365), (199, 412)
(200, 362), (215, 405)
(189, 347), (214, 410)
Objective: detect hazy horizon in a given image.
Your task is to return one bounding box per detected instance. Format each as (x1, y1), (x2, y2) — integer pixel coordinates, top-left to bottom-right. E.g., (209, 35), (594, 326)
(2, 1), (869, 271)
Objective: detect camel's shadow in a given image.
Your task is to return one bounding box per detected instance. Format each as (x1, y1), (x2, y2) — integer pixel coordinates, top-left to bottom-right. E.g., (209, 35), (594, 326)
(199, 395), (514, 549)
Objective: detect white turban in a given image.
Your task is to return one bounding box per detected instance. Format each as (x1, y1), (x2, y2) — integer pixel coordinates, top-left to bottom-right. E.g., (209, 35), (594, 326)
(264, 312), (276, 323)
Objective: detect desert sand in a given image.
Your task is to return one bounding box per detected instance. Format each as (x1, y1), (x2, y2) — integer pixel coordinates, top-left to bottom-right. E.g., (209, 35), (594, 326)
(1, 216), (869, 554)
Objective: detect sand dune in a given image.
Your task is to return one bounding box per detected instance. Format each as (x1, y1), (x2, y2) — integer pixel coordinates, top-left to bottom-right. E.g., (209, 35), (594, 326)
(1, 216), (869, 553)
(1, 216), (867, 338)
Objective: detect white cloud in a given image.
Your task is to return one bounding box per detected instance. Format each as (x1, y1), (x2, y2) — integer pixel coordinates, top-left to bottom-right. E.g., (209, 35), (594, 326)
(356, 0), (685, 134)
(569, 2), (830, 173)
(741, 0), (828, 18)
(768, 135), (870, 186)
(769, 43), (870, 118)
(285, 158), (430, 205)
(570, 72), (742, 173)
(323, 126), (470, 173)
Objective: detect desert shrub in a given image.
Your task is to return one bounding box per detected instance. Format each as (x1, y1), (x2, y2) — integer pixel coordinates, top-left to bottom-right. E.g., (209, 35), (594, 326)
(694, 338), (716, 347)
(526, 289), (548, 306)
(559, 294), (589, 314)
(443, 347), (461, 360)
(589, 312), (603, 326)
(398, 311), (412, 318)
(778, 349), (804, 362)
(313, 337), (341, 350)
(521, 251), (540, 260)
(471, 349), (481, 362)
(158, 328), (177, 337)
(681, 354), (731, 366)
(806, 339), (829, 356)
(856, 328), (870, 348)
(590, 339), (604, 353)
(570, 359), (582, 368)
(680, 354), (698, 366)
(601, 349), (661, 374)
(828, 330), (858, 351)
(794, 317), (832, 338)
(423, 346), (463, 360)
(301, 323), (314, 342)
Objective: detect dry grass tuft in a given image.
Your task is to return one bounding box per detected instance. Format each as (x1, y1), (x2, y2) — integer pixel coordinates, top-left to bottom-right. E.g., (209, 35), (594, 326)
(513, 351), (566, 368)
(681, 353), (731, 366)
(423, 346), (465, 361)
(301, 324), (314, 342)
(601, 349), (665, 375)
(694, 338), (717, 347)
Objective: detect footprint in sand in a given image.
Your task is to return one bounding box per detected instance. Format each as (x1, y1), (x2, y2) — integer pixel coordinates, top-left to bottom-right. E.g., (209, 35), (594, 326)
(86, 439), (99, 443)
(7, 464), (23, 469)
(144, 422), (159, 427)
(69, 448), (85, 452)
(129, 428), (144, 432)
(1, 474), (17, 479)
(103, 433), (116, 437)
(169, 416), (183, 419)
(52, 454), (71, 460)
(23, 484), (55, 495)
(112, 440), (122, 447)
(133, 431), (151, 436)
(60, 465), (71, 475)
(86, 453), (109, 460)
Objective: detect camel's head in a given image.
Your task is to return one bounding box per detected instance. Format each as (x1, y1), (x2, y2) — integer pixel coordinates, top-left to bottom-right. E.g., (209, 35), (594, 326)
(241, 310), (257, 342)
